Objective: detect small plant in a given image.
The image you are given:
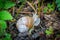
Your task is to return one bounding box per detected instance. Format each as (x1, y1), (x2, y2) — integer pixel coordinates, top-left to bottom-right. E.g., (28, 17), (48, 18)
(45, 26), (54, 36)
(43, 3), (55, 13)
(0, 0), (15, 40)
(47, 3), (54, 11)
(43, 7), (48, 13)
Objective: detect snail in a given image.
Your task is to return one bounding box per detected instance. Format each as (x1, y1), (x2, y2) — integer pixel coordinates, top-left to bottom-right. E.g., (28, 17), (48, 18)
(16, 14), (40, 33)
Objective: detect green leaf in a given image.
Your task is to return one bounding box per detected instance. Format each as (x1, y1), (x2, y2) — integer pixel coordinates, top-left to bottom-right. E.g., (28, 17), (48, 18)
(47, 3), (51, 8)
(0, 0), (15, 9)
(3, 33), (12, 40)
(0, 0), (4, 9)
(0, 20), (7, 29)
(49, 8), (54, 11)
(5, 33), (11, 38)
(47, 3), (54, 8)
(0, 20), (7, 36)
(45, 27), (53, 35)
(4, 1), (15, 9)
(45, 30), (52, 35)
(57, 4), (60, 8)
(0, 10), (13, 20)
(0, 28), (5, 36)
(47, 3), (54, 12)
(55, 0), (60, 11)
(56, 0), (60, 4)
(43, 7), (48, 13)
(3, 37), (12, 40)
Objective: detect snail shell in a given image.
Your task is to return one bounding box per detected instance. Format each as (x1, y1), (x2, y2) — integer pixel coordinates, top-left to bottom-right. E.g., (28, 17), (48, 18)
(16, 16), (34, 32)
(16, 14), (40, 33)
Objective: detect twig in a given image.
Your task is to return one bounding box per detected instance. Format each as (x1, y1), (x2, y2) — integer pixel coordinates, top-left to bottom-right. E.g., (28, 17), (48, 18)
(12, 7), (15, 16)
(26, 1), (37, 13)
(16, 5), (24, 13)
(20, 12), (32, 14)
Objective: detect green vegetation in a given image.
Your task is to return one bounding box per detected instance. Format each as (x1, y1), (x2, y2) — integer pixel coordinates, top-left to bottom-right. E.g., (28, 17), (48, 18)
(56, 0), (60, 10)
(45, 27), (53, 35)
(0, 0), (15, 40)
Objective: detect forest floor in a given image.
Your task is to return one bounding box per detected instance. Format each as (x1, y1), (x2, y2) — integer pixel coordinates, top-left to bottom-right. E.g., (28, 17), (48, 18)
(6, 0), (60, 40)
